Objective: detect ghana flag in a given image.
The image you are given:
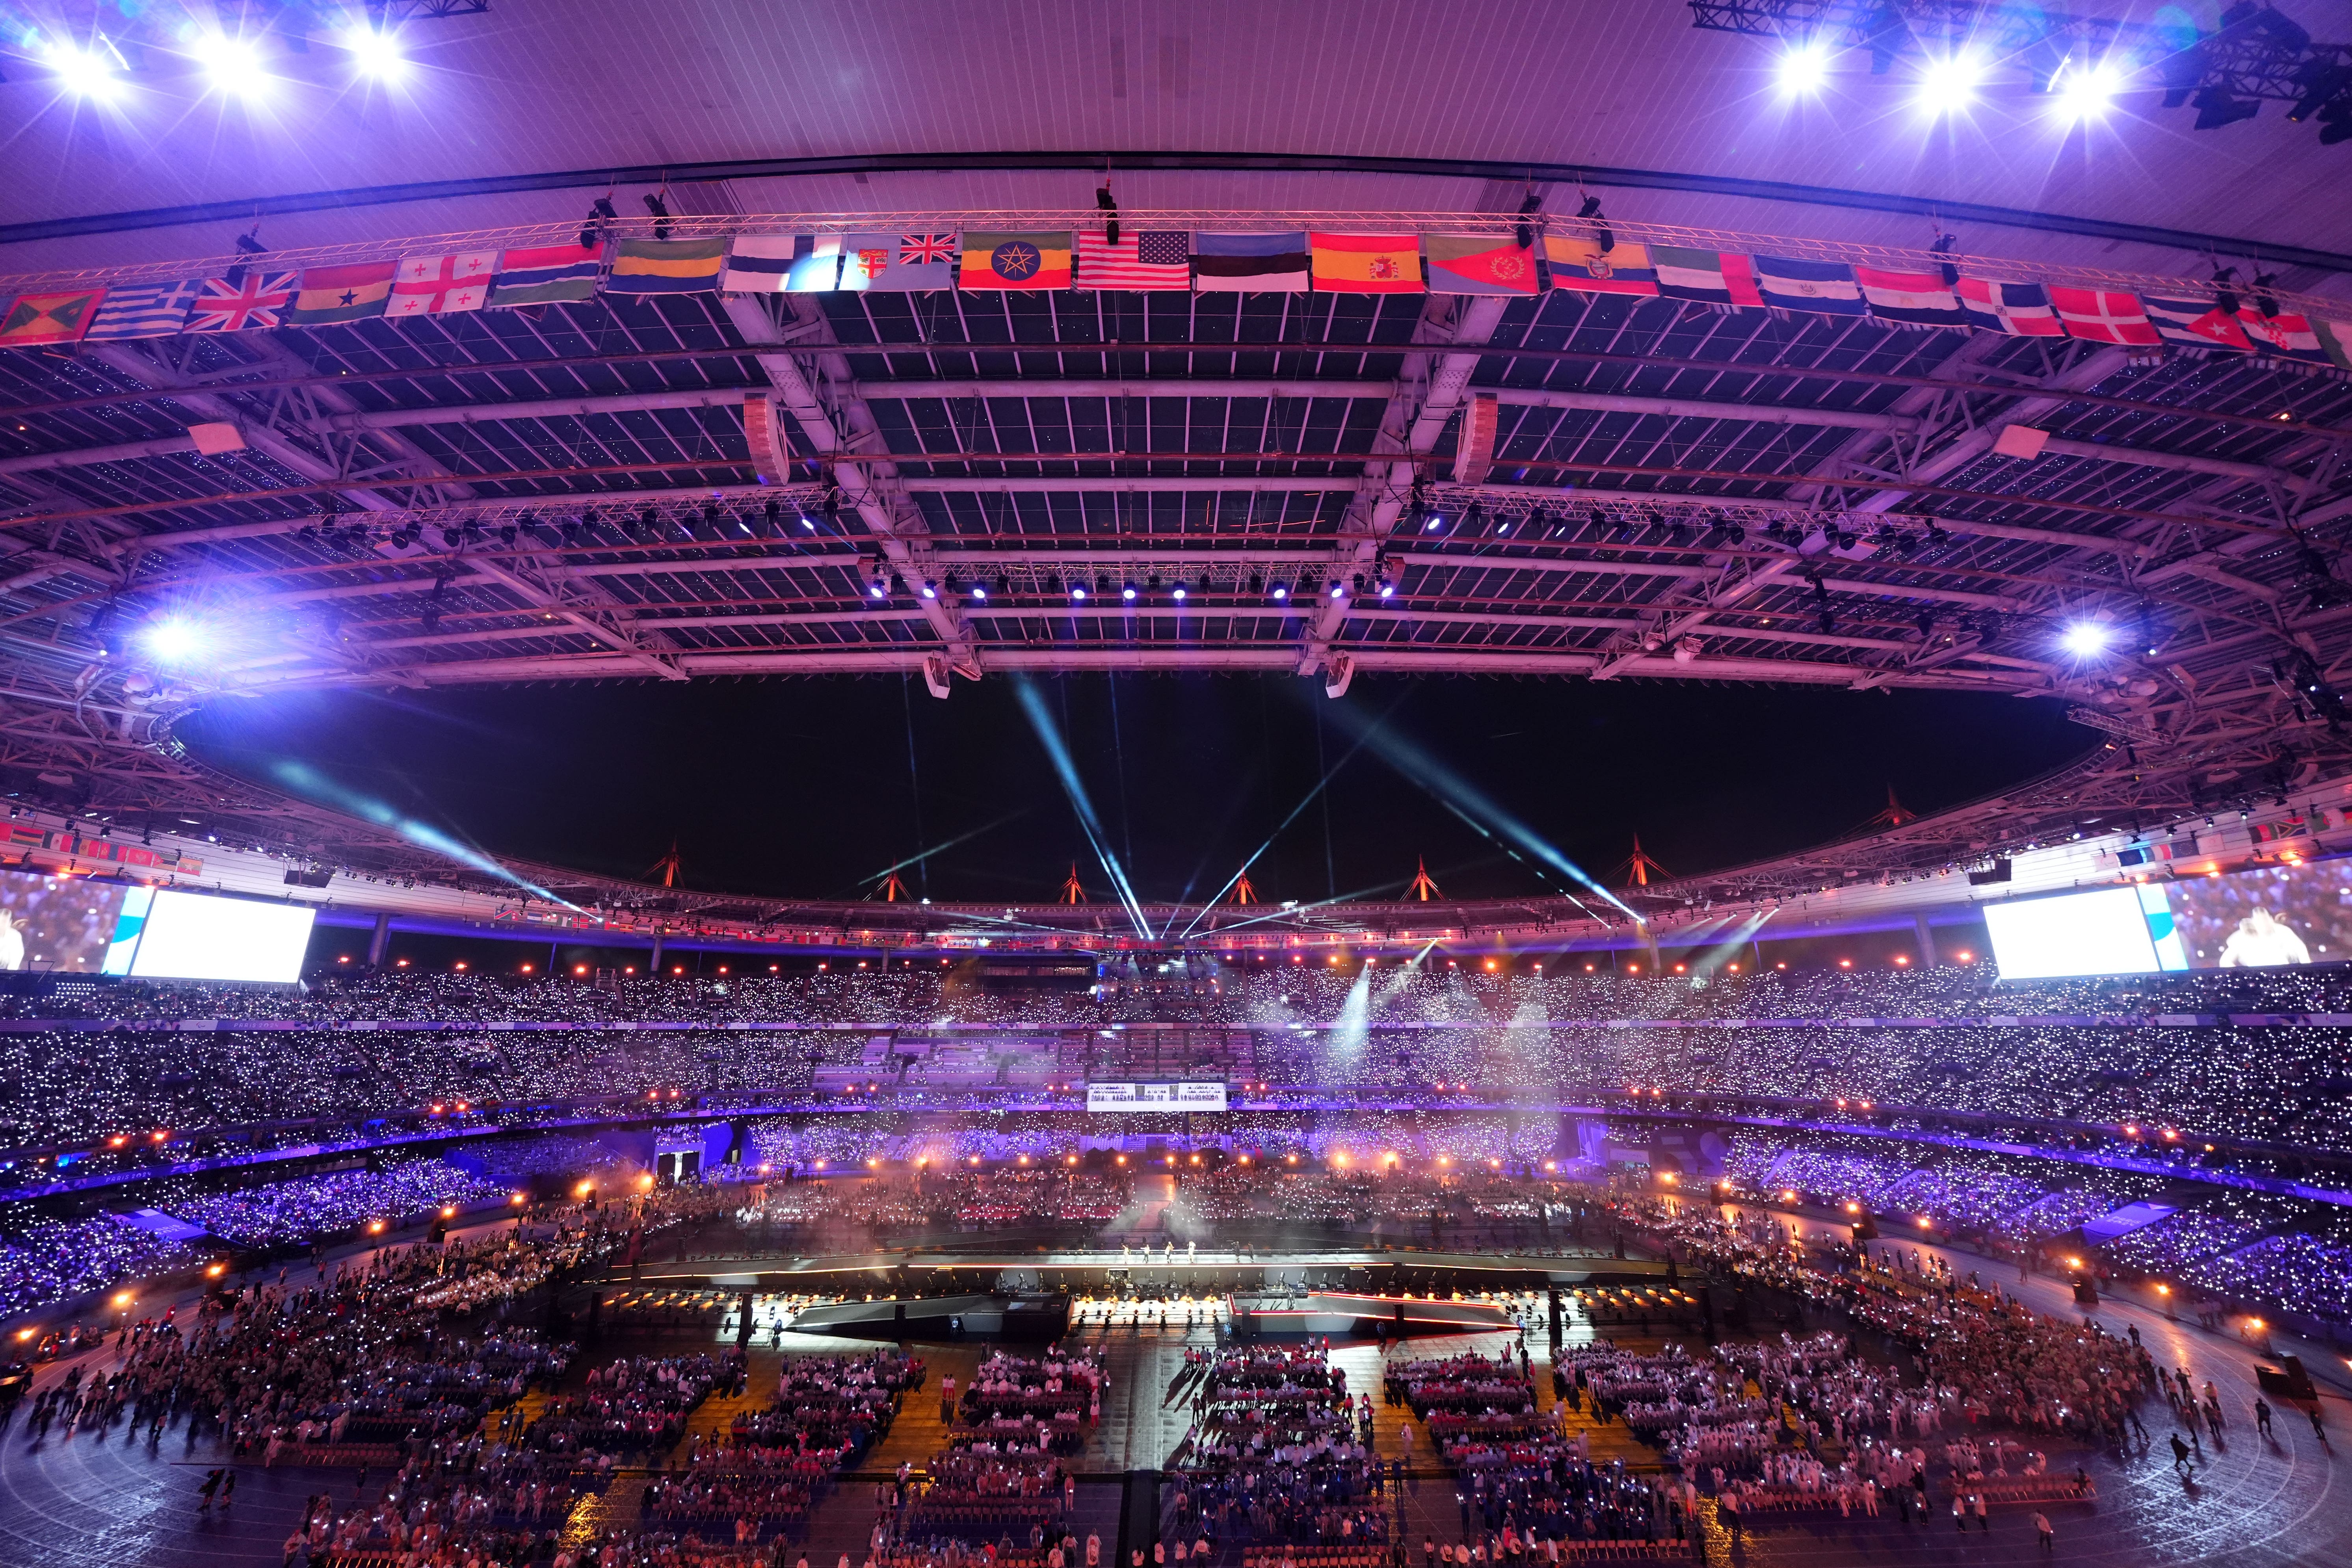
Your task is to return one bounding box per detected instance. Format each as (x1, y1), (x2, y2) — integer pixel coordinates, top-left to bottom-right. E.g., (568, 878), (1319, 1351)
(959, 232), (1071, 290)
(285, 262), (397, 326)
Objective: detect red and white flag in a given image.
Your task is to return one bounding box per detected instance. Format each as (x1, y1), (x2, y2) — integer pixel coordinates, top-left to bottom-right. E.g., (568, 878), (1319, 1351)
(388, 251), (498, 316)
(2049, 287), (2160, 346)
(1074, 231), (1191, 290)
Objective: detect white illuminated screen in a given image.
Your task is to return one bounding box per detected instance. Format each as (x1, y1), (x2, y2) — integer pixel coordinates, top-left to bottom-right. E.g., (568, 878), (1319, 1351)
(126, 890), (315, 983)
(1982, 887), (2159, 980)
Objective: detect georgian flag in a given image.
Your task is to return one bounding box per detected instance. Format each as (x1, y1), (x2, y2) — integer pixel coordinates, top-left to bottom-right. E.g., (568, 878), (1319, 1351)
(389, 252), (497, 316)
(1955, 278), (2063, 337)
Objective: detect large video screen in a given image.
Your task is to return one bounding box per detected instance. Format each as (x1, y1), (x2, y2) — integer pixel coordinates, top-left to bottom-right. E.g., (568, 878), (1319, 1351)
(1086, 1082), (1229, 1112)
(0, 870), (131, 973)
(125, 889), (315, 984)
(1985, 859), (2352, 979)
(2165, 861), (2352, 968)
(1983, 886), (2162, 980)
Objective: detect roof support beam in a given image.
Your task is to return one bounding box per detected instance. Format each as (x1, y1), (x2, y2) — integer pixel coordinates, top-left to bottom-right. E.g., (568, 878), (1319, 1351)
(720, 295), (977, 684)
(1302, 293), (1510, 681)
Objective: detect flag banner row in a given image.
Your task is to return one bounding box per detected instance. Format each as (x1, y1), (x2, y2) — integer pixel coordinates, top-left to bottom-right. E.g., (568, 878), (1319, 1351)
(3, 229), (2348, 375)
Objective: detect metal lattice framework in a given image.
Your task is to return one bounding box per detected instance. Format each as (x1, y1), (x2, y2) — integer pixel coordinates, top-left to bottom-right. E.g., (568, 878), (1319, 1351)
(3, 208), (2352, 906)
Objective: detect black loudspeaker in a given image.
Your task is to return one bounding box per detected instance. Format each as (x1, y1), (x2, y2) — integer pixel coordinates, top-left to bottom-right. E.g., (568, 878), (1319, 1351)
(1852, 1214), (1880, 1241)
(2071, 1279), (2100, 1307)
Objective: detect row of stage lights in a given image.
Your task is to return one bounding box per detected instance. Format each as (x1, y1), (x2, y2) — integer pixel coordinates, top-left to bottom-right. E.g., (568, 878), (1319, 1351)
(872, 571), (1397, 605)
(1768, 31), (2350, 141)
(32, 25), (411, 100)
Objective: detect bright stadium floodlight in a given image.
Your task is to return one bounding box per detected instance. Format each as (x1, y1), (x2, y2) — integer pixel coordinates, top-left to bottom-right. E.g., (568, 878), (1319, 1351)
(140, 617), (205, 662)
(2063, 621), (2111, 656)
(1916, 52), (1984, 113)
(1777, 39), (1830, 94)
(342, 26), (409, 81)
(2055, 58), (2123, 120)
(192, 33), (269, 96)
(45, 41), (124, 99)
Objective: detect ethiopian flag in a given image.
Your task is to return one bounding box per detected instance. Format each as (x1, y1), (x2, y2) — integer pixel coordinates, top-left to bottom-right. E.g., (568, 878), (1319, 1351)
(1309, 233), (1423, 294)
(0, 287), (106, 346)
(285, 262), (397, 326)
(959, 231), (1071, 290)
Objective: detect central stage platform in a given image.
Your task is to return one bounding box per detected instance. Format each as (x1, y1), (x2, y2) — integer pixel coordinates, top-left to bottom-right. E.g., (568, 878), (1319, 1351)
(615, 1246), (1678, 1289)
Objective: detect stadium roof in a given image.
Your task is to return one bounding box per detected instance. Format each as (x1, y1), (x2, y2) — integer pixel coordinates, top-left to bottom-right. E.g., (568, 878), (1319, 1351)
(0, 2), (2348, 904)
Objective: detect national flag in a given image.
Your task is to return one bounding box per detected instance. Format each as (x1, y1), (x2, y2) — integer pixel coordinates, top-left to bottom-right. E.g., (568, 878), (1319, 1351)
(1192, 232), (1309, 292)
(2049, 287), (2160, 346)
(2142, 296), (2253, 352)
(286, 262), (398, 326)
(1955, 277), (2062, 337)
(1651, 247), (1765, 307)
(841, 233), (956, 292)
(387, 252), (496, 317)
(1309, 233), (1423, 294)
(606, 238), (728, 295)
(959, 231), (1072, 290)
(1075, 231), (1192, 290)
(84, 279), (200, 340)
(187, 272), (298, 333)
(0, 287), (106, 347)
(2315, 318), (2352, 374)
(2236, 308), (2331, 365)
(489, 242), (604, 308)
(1755, 255), (1866, 316)
(1855, 266), (1967, 327)
(1541, 238), (1658, 297)
(1424, 234), (1539, 296)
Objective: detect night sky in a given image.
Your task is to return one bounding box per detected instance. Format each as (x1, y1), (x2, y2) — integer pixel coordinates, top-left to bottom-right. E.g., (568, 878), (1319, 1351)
(176, 677), (2095, 906)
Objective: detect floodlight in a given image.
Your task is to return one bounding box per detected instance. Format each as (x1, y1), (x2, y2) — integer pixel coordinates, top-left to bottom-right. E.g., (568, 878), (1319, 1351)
(45, 43), (123, 99)
(1916, 52), (1983, 112)
(2062, 621), (2110, 656)
(193, 34), (267, 95)
(343, 26), (409, 81)
(141, 618), (205, 662)
(2055, 60), (2123, 120)
(1777, 41), (1830, 94)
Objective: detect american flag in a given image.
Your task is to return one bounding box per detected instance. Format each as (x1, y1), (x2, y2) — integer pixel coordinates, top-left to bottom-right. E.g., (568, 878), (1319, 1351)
(1075, 231), (1191, 290)
(187, 272), (298, 333)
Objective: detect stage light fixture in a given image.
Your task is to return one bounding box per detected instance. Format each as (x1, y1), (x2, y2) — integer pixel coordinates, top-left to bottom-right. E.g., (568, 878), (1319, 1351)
(867, 577), (888, 599)
(343, 25), (409, 81)
(967, 579), (986, 601)
(1328, 580), (1346, 598)
(1270, 583), (1289, 601)
(1776, 39), (1830, 94)
(1171, 582), (1188, 602)
(2062, 621), (2110, 656)
(2192, 86), (2260, 130)
(1422, 510), (1445, 532)
(1069, 581), (1088, 602)
(1378, 578), (1395, 599)
(45, 41), (125, 98)
(1915, 52), (1984, 113)
(193, 33), (267, 95)
(140, 618), (205, 662)
(920, 580), (938, 599)
(1123, 582), (1138, 601)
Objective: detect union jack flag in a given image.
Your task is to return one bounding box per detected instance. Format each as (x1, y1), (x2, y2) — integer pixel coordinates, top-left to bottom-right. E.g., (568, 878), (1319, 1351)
(188, 271), (298, 333)
(898, 233), (954, 265)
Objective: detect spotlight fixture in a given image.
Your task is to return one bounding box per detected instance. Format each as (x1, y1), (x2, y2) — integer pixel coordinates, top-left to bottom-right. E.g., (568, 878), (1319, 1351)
(1122, 581), (1138, 601)
(1915, 52), (1984, 113)
(920, 580), (938, 599)
(967, 578), (986, 601)
(44, 41), (125, 98)
(192, 33), (268, 96)
(2192, 86), (2261, 130)
(2054, 58), (2123, 120)
(643, 192), (673, 240)
(2062, 621), (2111, 656)
(1069, 581), (1088, 601)
(868, 577), (888, 600)
(1270, 582), (1289, 602)
(1328, 580), (1346, 599)
(1776, 38), (1830, 94)
(1378, 577), (1396, 599)
(1171, 582), (1188, 602)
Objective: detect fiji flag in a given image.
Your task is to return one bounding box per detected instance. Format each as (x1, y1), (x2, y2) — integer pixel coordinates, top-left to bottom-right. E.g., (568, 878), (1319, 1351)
(1754, 255), (1866, 316)
(843, 233), (956, 292)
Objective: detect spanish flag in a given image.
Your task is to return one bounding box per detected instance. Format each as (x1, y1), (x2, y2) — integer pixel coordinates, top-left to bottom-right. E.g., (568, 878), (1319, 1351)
(0, 287), (106, 347)
(1309, 233), (1424, 294)
(959, 231), (1072, 290)
(607, 238), (728, 295)
(285, 262), (397, 326)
